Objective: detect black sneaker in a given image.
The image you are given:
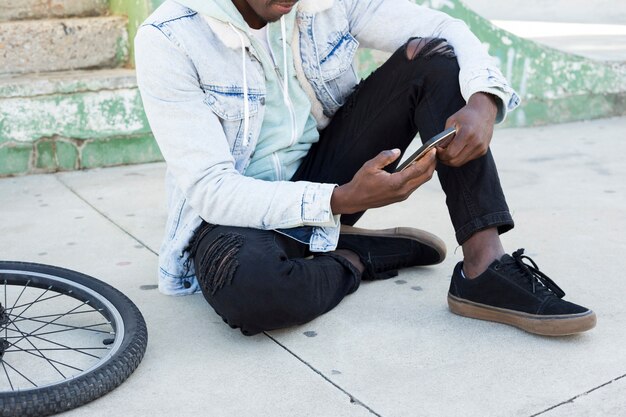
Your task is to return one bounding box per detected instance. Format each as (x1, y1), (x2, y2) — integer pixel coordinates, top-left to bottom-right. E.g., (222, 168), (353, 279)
(337, 225), (446, 280)
(448, 249), (596, 336)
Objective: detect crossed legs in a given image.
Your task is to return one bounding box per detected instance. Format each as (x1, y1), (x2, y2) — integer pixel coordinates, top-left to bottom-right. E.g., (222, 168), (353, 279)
(192, 38), (514, 334)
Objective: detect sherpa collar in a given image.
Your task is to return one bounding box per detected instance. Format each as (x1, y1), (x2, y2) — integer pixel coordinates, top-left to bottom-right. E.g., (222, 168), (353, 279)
(298, 0), (334, 14)
(202, 0), (334, 50)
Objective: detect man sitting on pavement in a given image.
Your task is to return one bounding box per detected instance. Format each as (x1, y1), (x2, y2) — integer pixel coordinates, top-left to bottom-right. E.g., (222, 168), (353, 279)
(135, 0), (596, 336)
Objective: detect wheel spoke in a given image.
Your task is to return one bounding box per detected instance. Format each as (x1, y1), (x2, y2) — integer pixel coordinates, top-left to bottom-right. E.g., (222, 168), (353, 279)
(7, 317), (66, 379)
(8, 279), (31, 313)
(5, 322), (112, 338)
(2, 360), (38, 388)
(3, 279), (7, 340)
(8, 287), (53, 322)
(10, 291), (64, 312)
(14, 332), (102, 359)
(9, 301), (91, 348)
(6, 347), (110, 352)
(7, 345), (84, 373)
(1, 361), (15, 391)
(11, 308), (104, 322)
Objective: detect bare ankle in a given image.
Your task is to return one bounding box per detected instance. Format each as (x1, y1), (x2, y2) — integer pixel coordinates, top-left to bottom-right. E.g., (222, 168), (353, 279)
(462, 259), (492, 279)
(461, 228), (505, 279)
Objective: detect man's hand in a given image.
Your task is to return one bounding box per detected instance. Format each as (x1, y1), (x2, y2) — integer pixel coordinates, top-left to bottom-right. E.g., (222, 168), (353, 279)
(438, 92), (499, 167)
(330, 148), (437, 215)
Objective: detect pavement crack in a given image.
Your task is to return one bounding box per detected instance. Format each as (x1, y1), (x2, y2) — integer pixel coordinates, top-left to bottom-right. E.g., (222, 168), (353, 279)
(54, 175), (158, 256)
(530, 372), (626, 416)
(264, 332), (384, 417)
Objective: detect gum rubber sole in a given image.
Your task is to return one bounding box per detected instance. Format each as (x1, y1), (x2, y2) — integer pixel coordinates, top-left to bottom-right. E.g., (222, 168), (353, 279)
(448, 293), (597, 336)
(340, 225), (447, 264)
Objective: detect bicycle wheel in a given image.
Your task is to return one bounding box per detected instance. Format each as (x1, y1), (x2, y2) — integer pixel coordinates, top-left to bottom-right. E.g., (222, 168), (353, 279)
(0, 261), (148, 417)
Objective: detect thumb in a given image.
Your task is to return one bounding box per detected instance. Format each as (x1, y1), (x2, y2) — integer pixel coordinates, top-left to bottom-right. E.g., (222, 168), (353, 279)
(369, 149), (401, 170)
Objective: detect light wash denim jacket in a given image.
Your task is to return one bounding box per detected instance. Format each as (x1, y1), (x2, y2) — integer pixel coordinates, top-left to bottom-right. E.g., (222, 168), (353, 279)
(135, 0), (520, 296)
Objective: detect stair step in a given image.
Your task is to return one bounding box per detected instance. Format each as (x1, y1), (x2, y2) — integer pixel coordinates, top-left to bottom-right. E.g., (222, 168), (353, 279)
(0, 68), (160, 176)
(0, 68), (143, 145)
(0, 68), (146, 143)
(0, 68), (137, 98)
(0, 0), (109, 22)
(0, 16), (128, 75)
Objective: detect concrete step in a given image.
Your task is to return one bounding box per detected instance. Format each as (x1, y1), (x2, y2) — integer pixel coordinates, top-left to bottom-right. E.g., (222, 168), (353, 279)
(492, 20), (626, 62)
(0, 69), (158, 176)
(358, 1), (626, 127)
(0, 16), (128, 75)
(0, 68), (138, 99)
(0, 0), (109, 22)
(461, 0), (626, 63)
(461, 0), (626, 24)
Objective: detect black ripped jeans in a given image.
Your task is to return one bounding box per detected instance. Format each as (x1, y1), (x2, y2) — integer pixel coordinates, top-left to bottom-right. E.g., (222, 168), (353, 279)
(192, 39), (513, 336)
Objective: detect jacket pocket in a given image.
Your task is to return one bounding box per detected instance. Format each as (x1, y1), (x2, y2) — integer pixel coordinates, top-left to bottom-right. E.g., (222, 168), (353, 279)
(203, 85), (264, 155)
(318, 30), (359, 107)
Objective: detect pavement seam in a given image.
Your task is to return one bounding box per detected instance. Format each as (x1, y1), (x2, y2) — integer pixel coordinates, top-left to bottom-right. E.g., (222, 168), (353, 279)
(53, 172), (380, 415)
(529, 372), (626, 416)
(264, 332), (385, 417)
(54, 174), (158, 256)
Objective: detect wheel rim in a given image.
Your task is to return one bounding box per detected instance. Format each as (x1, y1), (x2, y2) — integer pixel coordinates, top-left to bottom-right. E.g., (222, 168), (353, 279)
(0, 268), (125, 392)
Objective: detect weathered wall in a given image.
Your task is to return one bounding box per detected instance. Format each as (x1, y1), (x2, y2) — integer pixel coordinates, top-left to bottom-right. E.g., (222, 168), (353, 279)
(0, 0), (109, 21)
(115, 0), (626, 127)
(356, 0), (626, 127)
(110, 0), (164, 66)
(0, 0), (160, 176)
(129, 0), (625, 127)
(0, 0), (624, 176)
(0, 71), (159, 176)
(0, 16), (128, 75)
(461, 0), (626, 24)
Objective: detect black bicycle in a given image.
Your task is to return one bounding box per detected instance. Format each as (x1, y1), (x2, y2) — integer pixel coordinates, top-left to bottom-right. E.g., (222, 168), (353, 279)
(0, 261), (148, 417)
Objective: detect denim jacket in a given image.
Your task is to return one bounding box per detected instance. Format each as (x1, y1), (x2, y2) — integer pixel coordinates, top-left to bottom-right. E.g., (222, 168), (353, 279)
(135, 0), (520, 296)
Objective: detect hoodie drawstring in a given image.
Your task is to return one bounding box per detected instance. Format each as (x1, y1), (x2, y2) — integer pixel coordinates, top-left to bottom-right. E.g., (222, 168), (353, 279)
(228, 17), (291, 148)
(228, 22), (250, 147)
(280, 16), (289, 105)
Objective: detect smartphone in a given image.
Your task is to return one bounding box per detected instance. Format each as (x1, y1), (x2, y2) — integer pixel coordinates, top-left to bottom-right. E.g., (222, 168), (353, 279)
(395, 127), (456, 172)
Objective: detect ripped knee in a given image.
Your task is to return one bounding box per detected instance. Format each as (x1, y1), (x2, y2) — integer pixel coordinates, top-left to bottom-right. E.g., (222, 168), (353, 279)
(405, 37), (456, 60)
(196, 232), (245, 296)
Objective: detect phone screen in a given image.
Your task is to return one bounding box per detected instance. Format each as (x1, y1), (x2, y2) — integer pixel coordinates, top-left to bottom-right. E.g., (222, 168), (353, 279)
(395, 127), (456, 172)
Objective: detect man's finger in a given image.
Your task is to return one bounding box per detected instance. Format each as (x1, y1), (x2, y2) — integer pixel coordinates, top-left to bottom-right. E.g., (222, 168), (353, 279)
(401, 152), (437, 193)
(367, 148), (401, 170)
(398, 148), (436, 180)
(440, 125), (467, 162)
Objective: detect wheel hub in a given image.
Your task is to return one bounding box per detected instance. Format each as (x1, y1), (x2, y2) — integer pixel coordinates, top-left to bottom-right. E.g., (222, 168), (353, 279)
(0, 339), (8, 359)
(0, 302), (7, 326)
(0, 303), (9, 359)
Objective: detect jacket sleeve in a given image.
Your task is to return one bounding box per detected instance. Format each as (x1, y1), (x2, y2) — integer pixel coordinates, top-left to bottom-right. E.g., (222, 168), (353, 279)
(343, 0), (520, 122)
(135, 24), (340, 241)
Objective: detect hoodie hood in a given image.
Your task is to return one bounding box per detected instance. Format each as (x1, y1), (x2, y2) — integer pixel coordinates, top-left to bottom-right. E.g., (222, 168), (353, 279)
(175, 0), (301, 148)
(174, 0), (335, 28)
(174, 0), (249, 31)
(171, 0), (333, 160)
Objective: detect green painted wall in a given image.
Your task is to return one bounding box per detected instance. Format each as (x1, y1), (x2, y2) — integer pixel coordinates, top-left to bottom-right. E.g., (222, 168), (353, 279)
(0, 71), (160, 176)
(0, 0), (624, 176)
(119, 0), (626, 127)
(109, 0), (164, 65)
(357, 0), (626, 126)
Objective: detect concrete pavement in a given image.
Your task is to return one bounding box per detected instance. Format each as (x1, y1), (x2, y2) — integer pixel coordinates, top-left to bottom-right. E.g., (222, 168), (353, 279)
(463, 0), (626, 62)
(1, 117), (626, 416)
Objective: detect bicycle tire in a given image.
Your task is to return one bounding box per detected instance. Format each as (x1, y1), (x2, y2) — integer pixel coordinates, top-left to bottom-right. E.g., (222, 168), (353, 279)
(0, 261), (148, 417)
